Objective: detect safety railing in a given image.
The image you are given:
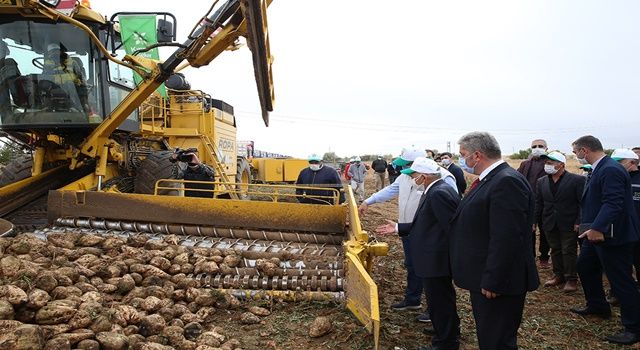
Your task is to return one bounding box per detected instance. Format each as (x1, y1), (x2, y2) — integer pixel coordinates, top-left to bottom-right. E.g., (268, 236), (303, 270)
(154, 179), (343, 205)
(139, 89), (210, 132)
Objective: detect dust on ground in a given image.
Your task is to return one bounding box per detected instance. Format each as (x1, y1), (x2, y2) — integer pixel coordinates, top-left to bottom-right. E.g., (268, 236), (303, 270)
(221, 162), (639, 350)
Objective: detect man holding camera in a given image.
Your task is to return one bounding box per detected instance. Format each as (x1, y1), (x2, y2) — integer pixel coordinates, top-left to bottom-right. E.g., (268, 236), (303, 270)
(171, 149), (215, 198)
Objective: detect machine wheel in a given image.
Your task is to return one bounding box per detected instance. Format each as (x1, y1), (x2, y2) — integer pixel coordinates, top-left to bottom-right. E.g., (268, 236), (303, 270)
(236, 158), (252, 199)
(0, 155), (33, 187)
(134, 150), (178, 195)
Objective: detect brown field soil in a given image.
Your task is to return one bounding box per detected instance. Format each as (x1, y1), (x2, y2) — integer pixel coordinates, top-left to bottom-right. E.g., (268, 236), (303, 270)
(3, 158), (632, 350)
(218, 160), (640, 350)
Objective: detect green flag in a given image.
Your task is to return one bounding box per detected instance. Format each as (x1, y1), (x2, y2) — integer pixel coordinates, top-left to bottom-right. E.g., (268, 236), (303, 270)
(119, 15), (167, 97)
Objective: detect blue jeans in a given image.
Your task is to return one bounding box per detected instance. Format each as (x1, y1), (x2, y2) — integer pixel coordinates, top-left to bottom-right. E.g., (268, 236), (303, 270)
(401, 235), (424, 305)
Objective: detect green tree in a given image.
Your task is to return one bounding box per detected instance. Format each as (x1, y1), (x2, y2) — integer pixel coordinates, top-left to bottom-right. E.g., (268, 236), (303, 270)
(322, 152), (338, 162)
(0, 140), (23, 165)
(0, 145), (15, 165)
(509, 148), (532, 160)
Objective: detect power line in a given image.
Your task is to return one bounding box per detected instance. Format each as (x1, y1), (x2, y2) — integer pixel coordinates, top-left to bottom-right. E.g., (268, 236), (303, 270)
(237, 110), (637, 136)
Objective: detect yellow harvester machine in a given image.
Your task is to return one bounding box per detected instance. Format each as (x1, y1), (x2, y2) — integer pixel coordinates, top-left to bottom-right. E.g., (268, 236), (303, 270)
(0, 0), (388, 347)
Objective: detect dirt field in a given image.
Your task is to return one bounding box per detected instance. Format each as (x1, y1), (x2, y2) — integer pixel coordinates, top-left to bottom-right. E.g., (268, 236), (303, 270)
(220, 159), (638, 350)
(3, 158), (632, 350)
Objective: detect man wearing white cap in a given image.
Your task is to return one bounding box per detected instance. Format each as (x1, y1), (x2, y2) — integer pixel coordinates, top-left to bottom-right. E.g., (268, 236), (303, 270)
(359, 147), (458, 322)
(536, 151), (586, 292)
(377, 157), (461, 350)
(348, 156), (368, 202)
(344, 158), (355, 181)
(611, 148), (640, 284)
(295, 154), (344, 205)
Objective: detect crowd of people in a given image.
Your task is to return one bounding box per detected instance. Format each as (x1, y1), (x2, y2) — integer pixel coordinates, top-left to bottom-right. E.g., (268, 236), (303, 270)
(294, 132), (640, 350)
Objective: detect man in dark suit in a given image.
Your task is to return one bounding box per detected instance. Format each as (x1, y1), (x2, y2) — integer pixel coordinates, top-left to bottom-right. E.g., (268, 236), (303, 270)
(517, 139), (551, 268)
(439, 152), (467, 195)
(535, 151), (585, 292)
(569, 135), (640, 345)
(450, 131), (539, 350)
(377, 157), (461, 350)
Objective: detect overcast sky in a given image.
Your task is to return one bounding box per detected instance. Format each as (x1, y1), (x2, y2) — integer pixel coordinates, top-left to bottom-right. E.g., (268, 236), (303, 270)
(93, 0), (640, 158)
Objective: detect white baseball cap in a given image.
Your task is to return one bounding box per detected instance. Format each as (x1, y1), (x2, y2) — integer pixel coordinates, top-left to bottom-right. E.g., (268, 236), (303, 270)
(307, 154), (322, 162)
(393, 147), (427, 166)
(541, 151), (566, 164)
(611, 148), (639, 161)
(354, 156), (361, 162)
(400, 157), (440, 175)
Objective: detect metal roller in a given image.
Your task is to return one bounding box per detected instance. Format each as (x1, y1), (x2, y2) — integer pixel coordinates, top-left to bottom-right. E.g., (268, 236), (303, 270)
(219, 289), (345, 302)
(55, 217), (344, 244)
(195, 273), (343, 292)
(218, 266), (344, 278)
(39, 225), (342, 256)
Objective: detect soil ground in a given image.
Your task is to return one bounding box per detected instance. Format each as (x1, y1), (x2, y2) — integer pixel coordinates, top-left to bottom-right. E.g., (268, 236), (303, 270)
(215, 159), (640, 350)
(4, 159), (633, 350)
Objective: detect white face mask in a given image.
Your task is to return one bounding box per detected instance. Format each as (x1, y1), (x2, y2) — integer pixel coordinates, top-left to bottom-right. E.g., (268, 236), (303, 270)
(310, 164), (321, 171)
(441, 158), (451, 166)
(412, 175), (424, 188)
(544, 164), (558, 175)
(575, 149), (589, 164)
(531, 148), (546, 157)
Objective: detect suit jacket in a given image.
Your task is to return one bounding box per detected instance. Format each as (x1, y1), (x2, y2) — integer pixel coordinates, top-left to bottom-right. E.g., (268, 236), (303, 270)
(517, 156), (546, 193)
(446, 163), (467, 196)
(450, 162), (539, 295)
(581, 156), (640, 246)
(535, 172), (585, 232)
(398, 180), (460, 278)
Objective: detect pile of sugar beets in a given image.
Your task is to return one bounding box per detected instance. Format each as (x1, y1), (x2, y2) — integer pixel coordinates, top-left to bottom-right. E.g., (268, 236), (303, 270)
(0, 231), (280, 350)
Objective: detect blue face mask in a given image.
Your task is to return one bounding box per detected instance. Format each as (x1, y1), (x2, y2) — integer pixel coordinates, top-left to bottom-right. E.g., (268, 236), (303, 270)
(459, 156), (476, 174)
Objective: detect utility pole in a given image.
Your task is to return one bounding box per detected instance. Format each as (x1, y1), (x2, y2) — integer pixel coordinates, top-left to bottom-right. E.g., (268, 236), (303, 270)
(446, 141), (451, 153)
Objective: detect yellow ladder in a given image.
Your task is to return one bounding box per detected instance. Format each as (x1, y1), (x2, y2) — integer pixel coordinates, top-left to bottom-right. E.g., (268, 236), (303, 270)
(200, 135), (239, 200)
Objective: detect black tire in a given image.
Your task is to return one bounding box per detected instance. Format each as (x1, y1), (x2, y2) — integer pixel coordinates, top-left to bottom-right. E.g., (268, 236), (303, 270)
(236, 158), (252, 199)
(0, 155), (35, 187)
(134, 150), (178, 195)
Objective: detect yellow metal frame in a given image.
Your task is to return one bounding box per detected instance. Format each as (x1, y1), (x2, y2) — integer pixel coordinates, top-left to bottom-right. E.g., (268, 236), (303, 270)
(59, 164), (119, 191)
(154, 179), (341, 205)
(342, 186), (389, 350)
(47, 190), (347, 234)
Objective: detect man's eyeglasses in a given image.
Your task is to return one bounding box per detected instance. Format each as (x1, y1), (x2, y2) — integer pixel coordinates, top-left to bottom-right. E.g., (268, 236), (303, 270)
(531, 145), (546, 149)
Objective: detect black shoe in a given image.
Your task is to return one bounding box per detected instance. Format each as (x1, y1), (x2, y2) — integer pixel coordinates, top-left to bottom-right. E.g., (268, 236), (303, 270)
(607, 295), (620, 306)
(390, 300), (422, 311)
(422, 326), (436, 335)
(416, 312), (432, 323)
(605, 331), (640, 345)
(569, 306), (611, 319)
